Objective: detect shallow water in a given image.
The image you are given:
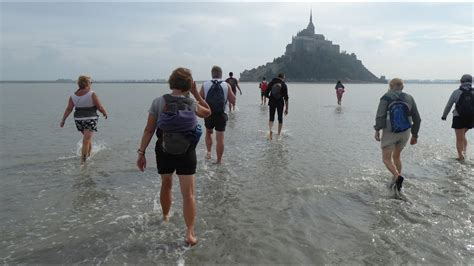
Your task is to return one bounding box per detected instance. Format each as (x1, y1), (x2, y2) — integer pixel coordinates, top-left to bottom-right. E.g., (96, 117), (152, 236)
(0, 82), (473, 264)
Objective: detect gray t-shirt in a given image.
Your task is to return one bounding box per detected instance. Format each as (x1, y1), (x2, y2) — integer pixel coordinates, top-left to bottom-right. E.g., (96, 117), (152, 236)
(149, 94), (197, 119)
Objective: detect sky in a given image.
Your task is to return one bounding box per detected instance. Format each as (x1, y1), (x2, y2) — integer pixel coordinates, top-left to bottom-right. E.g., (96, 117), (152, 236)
(0, 1), (473, 80)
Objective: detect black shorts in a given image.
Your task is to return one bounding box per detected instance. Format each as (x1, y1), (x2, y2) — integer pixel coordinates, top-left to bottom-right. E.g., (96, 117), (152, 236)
(155, 140), (197, 175)
(269, 103), (284, 124)
(452, 116), (474, 129)
(261, 92), (266, 97)
(204, 113), (228, 132)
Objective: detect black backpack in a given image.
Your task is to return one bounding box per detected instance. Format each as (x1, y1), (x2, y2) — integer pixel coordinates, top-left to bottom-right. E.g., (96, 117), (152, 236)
(270, 83), (282, 100)
(456, 88), (474, 117)
(206, 80), (226, 114)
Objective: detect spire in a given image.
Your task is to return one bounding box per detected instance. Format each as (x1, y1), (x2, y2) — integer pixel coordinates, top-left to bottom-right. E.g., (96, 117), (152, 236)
(306, 8), (315, 34)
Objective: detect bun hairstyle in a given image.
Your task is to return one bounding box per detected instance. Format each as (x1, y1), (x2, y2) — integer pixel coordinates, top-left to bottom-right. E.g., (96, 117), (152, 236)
(168, 67), (193, 92)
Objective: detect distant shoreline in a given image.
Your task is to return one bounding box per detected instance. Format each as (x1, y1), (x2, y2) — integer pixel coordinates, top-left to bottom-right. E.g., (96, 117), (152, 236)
(0, 80), (458, 84)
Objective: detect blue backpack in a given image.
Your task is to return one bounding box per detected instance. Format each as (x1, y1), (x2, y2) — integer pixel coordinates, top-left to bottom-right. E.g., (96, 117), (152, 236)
(456, 88), (474, 117)
(206, 80), (226, 114)
(156, 94), (199, 155)
(383, 93), (412, 133)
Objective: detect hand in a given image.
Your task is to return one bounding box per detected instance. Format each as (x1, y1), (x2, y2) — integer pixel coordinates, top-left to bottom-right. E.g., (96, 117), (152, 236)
(60, 120), (65, 128)
(284, 109), (288, 116)
(374, 131), (381, 142)
(410, 136), (418, 145)
(441, 117), (446, 121)
(103, 112), (108, 119)
(190, 81), (199, 96)
(137, 155), (146, 172)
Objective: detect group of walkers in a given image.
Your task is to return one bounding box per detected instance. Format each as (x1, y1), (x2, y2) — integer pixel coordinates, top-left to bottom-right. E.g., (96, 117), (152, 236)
(60, 70), (473, 246)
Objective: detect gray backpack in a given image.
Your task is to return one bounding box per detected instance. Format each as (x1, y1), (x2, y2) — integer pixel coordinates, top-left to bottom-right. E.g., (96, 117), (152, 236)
(157, 94), (197, 155)
(271, 83), (282, 100)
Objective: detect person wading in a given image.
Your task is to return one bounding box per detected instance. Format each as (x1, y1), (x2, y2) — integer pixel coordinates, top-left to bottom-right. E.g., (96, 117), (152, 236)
(60, 75), (107, 164)
(374, 78), (421, 195)
(136, 68), (211, 246)
(442, 74), (473, 161)
(200, 66), (236, 164)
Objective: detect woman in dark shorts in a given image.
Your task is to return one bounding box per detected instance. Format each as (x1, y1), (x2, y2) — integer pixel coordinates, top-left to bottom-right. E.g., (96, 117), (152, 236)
(442, 74), (473, 161)
(136, 68), (211, 246)
(60, 75), (107, 163)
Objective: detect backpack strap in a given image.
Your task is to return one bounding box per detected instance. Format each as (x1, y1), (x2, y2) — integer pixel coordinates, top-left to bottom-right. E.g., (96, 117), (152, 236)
(162, 94), (194, 112)
(382, 92), (406, 103)
(212, 80), (222, 86)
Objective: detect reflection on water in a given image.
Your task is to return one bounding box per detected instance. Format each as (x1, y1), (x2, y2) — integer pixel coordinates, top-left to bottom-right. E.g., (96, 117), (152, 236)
(0, 83), (472, 264)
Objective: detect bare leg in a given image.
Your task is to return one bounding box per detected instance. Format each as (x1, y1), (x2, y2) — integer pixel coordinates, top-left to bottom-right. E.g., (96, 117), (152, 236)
(160, 174), (173, 221)
(205, 128), (213, 159)
(464, 129), (469, 154)
(88, 140), (92, 158)
(178, 174), (197, 246)
(392, 144), (403, 174)
(277, 123), (283, 137)
(215, 131), (225, 164)
(382, 146), (400, 178)
(81, 130), (93, 163)
(268, 121), (274, 140)
(455, 129), (466, 160)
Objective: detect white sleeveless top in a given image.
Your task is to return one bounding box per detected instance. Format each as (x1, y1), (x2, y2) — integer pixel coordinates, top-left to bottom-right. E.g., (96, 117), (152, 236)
(71, 90), (98, 120)
(71, 90), (95, 108)
(203, 80), (229, 113)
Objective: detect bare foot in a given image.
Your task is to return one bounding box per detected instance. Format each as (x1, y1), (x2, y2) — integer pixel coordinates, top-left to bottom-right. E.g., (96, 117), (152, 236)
(205, 152), (211, 159)
(268, 131), (273, 140)
(214, 160), (222, 165)
(163, 214), (170, 222)
(185, 232), (198, 246)
(456, 155), (465, 162)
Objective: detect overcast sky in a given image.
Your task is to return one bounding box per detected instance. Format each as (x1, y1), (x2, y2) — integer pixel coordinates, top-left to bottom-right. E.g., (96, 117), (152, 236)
(1, 2), (473, 80)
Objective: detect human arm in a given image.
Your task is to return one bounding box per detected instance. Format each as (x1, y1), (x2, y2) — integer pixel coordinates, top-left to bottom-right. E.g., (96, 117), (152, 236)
(410, 96), (421, 140)
(60, 97), (74, 127)
(283, 83), (289, 115)
(227, 83), (236, 105)
(92, 92), (108, 119)
(374, 97), (389, 132)
(136, 114), (157, 172)
(236, 80), (242, 95)
(441, 90), (459, 120)
(190, 81), (211, 118)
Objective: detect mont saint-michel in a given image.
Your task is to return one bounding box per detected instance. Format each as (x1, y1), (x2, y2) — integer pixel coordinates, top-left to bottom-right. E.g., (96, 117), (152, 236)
(240, 11), (385, 83)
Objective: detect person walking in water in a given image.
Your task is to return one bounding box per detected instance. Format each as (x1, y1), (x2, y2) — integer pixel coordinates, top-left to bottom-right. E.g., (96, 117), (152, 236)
(200, 66), (236, 164)
(225, 72), (241, 112)
(265, 73), (289, 140)
(442, 74), (473, 161)
(136, 68), (211, 246)
(60, 75), (107, 164)
(335, 80), (345, 105)
(259, 77), (268, 105)
(374, 78), (421, 195)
